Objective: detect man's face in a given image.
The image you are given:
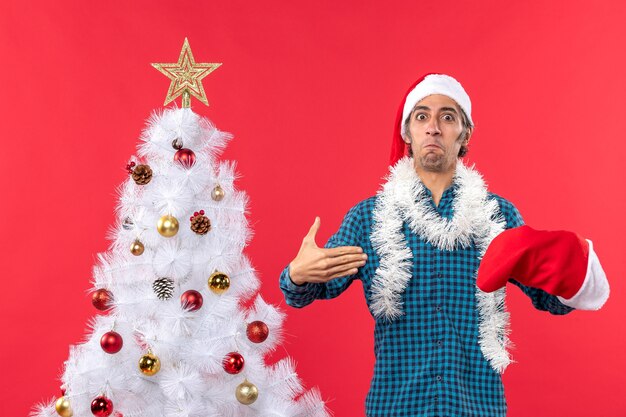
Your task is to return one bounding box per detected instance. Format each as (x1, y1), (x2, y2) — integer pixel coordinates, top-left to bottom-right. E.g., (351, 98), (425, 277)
(406, 94), (471, 173)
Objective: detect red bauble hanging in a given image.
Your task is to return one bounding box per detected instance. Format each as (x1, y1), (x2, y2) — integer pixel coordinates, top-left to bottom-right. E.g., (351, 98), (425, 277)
(100, 331), (123, 354)
(174, 148), (196, 168)
(223, 351), (245, 374)
(180, 290), (203, 311)
(246, 321), (269, 343)
(92, 289), (113, 311)
(90, 396), (113, 417)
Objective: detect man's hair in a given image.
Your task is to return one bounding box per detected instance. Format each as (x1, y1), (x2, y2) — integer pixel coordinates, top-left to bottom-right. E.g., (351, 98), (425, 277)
(402, 105), (473, 158)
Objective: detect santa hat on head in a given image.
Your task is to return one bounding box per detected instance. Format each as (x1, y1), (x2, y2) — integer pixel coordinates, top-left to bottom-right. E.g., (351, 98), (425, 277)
(390, 73), (474, 166)
(476, 225), (610, 311)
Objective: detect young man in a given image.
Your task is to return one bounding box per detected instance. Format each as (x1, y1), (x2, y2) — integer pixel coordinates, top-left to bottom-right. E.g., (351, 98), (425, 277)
(279, 74), (609, 417)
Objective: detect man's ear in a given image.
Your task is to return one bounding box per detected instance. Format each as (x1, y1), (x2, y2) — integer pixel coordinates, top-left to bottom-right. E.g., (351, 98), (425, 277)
(464, 126), (474, 144)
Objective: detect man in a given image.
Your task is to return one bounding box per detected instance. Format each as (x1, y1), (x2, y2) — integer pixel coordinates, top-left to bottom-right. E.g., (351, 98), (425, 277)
(279, 74), (609, 417)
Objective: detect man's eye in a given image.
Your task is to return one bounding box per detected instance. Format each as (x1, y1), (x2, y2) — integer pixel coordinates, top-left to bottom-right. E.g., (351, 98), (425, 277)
(416, 114), (427, 120)
(442, 114), (455, 121)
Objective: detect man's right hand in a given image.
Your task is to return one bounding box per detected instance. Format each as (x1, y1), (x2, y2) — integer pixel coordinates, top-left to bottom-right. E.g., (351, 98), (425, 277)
(288, 217), (368, 285)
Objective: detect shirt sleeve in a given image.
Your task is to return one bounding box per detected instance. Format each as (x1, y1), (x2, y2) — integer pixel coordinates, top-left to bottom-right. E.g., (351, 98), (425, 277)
(495, 196), (575, 315)
(279, 203), (364, 309)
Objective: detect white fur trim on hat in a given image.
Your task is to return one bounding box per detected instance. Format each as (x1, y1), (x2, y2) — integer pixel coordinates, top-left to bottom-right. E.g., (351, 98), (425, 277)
(401, 74), (473, 136)
(557, 239), (610, 310)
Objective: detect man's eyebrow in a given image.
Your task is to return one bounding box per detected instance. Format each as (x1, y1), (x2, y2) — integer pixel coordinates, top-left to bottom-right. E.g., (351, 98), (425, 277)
(413, 105), (459, 114)
(440, 106), (459, 114)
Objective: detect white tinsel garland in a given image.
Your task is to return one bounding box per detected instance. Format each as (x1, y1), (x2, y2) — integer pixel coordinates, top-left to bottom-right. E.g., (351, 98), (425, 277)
(370, 157), (512, 373)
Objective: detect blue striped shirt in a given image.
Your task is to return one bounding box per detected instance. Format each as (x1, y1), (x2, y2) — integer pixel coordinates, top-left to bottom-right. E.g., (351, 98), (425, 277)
(279, 182), (574, 417)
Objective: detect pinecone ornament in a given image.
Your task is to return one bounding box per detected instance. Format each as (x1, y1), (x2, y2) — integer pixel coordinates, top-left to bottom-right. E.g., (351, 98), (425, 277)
(153, 278), (174, 300)
(190, 210), (211, 235)
(130, 164), (153, 185)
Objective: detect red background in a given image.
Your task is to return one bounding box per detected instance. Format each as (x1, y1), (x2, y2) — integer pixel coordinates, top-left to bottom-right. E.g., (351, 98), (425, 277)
(1, 1), (625, 416)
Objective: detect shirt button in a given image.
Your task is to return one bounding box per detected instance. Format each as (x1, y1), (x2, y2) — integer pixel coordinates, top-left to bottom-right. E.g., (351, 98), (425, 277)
(436, 340), (443, 347)
(437, 272), (443, 279)
(436, 375), (442, 381)
(435, 305), (442, 312)
(434, 395), (438, 401)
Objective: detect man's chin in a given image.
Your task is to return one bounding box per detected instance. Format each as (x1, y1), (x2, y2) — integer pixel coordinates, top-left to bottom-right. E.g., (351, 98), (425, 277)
(417, 155), (446, 172)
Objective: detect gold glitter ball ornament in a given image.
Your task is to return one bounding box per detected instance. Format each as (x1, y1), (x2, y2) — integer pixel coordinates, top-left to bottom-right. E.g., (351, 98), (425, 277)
(138, 352), (161, 376)
(157, 215), (179, 237)
(211, 185), (225, 201)
(208, 271), (230, 294)
(235, 379), (259, 405)
(130, 240), (145, 256)
(55, 396), (73, 417)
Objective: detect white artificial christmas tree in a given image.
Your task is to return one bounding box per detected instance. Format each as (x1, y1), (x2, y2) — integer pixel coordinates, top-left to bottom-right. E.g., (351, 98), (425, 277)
(33, 39), (329, 417)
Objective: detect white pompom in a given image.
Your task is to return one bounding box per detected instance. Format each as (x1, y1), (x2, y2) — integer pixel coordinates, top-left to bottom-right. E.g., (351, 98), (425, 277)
(153, 240), (193, 283)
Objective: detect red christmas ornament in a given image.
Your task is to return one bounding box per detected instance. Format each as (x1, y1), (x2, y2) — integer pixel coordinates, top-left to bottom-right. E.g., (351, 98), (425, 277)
(125, 161), (136, 174)
(246, 321), (269, 343)
(174, 148), (196, 168)
(190, 209), (206, 221)
(91, 396), (113, 417)
(180, 290), (203, 311)
(92, 289), (113, 311)
(100, 331), (123, 354)
(223, 351), (245, 374)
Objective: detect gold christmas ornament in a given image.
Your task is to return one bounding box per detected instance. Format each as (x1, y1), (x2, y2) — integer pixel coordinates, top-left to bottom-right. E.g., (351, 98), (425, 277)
(138, 352), (161, 376)
(235, 379), (259, 405)
(211, 185), (225, 201)
(208, 271), (230, 294)
(55, 396), (73, 417)
(130, 240), (145, 256)
(152, 38), (221, 108)
(157, 215), (179, 237)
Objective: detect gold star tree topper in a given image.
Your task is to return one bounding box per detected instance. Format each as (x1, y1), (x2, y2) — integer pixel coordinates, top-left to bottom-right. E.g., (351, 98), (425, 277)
(152, 38), (221, 107)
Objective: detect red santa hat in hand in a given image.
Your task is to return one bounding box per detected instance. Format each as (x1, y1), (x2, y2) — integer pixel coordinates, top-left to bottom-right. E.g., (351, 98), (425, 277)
(390, 73), (474, 166)
(476, 225), (610, 310)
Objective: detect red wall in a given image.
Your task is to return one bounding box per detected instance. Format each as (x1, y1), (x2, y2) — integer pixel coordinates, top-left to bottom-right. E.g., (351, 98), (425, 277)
(1, 1), (625, 416)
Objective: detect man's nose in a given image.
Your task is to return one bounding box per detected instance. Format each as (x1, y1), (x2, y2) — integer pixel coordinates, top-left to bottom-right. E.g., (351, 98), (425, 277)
(426, 118), (441, 135)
